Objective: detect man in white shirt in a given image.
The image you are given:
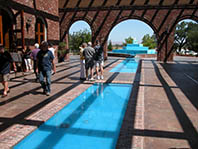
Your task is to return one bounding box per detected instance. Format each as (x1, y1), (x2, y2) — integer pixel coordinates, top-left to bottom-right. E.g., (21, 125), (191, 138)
(48, 43), (55, 56)
(48, 43), (56, 75)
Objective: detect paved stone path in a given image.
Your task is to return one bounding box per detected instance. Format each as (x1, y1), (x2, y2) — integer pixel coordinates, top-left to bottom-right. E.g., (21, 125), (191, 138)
(117, 56), (198, 149)
(0, 55), (197, 149)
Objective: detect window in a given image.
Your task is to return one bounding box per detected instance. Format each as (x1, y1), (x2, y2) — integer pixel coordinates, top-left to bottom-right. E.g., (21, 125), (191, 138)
(35, 18), (45, 45)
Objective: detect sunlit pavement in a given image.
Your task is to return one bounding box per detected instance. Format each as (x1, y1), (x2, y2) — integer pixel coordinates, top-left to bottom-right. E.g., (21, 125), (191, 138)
(0, 55), (197, 148)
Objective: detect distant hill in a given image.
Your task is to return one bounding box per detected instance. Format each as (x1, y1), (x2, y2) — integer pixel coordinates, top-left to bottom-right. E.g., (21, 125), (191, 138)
(110, 41), (123, 45)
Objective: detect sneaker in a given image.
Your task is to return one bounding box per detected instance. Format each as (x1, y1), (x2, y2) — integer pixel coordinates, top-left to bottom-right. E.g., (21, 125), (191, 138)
(1, 94), (8, 98)
(101, 75), (104, 80)
(80, 77), (86, 81)
(89, 78), (95, 81)
(46, 92), (50, 96)
(97, 76), (100, 80)
(43, 90), (46, 94)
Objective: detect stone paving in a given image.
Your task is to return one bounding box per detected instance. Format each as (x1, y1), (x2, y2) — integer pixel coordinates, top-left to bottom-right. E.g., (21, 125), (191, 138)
(0, 55), (197, 149)
(141, 57), (198, 149)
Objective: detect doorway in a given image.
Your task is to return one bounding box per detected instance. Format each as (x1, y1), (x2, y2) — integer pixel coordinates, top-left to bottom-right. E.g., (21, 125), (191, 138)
(0, 9), (13, 51)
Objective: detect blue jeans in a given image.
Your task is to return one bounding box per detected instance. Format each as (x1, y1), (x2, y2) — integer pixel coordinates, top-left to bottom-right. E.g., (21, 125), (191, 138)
(39, 70), (52, 93)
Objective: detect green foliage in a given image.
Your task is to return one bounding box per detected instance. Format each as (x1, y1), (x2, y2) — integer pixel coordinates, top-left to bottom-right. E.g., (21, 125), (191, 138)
(174, 21), (198, 53)
(108, 40), (113, 51)
(174, 22), (188, 52)
(123, 36), (133, 46)
(186, 23), (198, 52)
(58, 42), (66, 50)
(69, 29), (91, 54)
(142, 34), (157, 49)
(58, 42), (68, 63)
(115, 44), (119, 49)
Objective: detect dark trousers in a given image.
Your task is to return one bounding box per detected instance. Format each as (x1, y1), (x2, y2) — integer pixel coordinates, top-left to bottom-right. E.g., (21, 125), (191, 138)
(33, 60), (38, 80)
(39, 70), (52, 93)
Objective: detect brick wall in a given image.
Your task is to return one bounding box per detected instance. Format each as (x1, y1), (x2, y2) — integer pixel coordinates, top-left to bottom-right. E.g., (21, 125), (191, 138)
(60, 6), (198, 62)
(12, 0), (59, 46)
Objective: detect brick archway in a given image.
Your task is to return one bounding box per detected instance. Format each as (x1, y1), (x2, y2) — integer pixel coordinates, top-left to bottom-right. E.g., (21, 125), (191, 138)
(0, 6), (15, 24)
(60, 15), (98, 51)
(163, 16), (198, 62)
(178, 15), (198, 22)
(103, 15), (159, 48)
(61, 17), (97, 41)
(59, 0), (198, 61)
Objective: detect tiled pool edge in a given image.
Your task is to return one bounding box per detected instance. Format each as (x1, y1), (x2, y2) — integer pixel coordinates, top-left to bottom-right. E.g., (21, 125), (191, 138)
(116, 59), (145, 149)
(134, 60), (145, 149)
(131, 59), (145, 149)
(0, 84), (92, 149)
(109, 58), (139, 73)
(14, 83), (133, 148)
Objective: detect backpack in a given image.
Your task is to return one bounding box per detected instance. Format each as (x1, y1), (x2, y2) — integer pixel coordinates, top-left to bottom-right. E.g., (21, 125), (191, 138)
(94, 46), (103, 61)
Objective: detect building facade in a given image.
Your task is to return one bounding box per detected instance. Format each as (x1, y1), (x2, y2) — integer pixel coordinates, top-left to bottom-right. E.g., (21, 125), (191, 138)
(0, 0), (59, 51)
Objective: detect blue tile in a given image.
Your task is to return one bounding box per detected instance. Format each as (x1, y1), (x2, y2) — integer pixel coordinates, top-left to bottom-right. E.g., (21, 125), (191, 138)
(110, 58), (139, 73)
(14, 83), (132, 149)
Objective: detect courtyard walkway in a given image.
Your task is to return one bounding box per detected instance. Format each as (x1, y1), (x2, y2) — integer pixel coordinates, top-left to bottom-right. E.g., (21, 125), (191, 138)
(0, 55), (197, 149)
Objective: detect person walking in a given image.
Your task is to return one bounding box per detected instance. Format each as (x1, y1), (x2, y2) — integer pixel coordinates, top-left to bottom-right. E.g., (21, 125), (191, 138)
(48, 43), (56, 57)
(48, 43), (56, 75)
(0, 44), (17, 97)
(30, 43), (40, 82)
(23, 46), (32, 72)
(36, 41), (56, 96)
(79, 43), (87, 81)
(94, 40), (104, 80)
(84, 42), (95, 81)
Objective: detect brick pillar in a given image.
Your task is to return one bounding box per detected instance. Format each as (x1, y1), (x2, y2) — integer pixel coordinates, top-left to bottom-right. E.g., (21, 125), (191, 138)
(103, 42), (108, 60)
(64, 33), (70, 60)
(157, 30), (174, 62)
(54, 45), (58, 63)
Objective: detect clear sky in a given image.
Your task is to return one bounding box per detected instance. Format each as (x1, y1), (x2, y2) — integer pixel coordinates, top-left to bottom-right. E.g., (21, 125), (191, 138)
(69, 20), (153, 44)
(69, 19), (197, 45)
(108, 20), (153, 44)
(69, 21), (91, 34)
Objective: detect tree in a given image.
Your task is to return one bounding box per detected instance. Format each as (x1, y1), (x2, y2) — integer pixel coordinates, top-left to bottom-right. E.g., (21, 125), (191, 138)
(108, 40), (113, 51)
(58, 42), (67, 62)
(142, 34), (157, 49)
(174, 21), (188, 52)
(174, 21), (198, 54)
(186, 22), (198, 52)
(115, 44), (120, 49)
(69, 29), (91, 54)
(123, 36), (133, 46)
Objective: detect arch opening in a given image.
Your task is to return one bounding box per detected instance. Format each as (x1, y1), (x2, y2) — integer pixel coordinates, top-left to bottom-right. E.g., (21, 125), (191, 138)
(174, 19), (198, 57)
(68, 20), (92, 54)
(107, 19), (157, 56)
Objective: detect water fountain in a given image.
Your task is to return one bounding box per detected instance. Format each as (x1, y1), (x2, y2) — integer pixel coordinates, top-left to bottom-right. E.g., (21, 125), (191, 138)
(111, 39), (156, 56)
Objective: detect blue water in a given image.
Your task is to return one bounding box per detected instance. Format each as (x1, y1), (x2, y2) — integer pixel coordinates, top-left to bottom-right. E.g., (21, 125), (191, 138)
(110, 58), (139, 73)
(111, 49), (147, 56)
(14, 83), (132, 149)
(109, 49), (156, 56)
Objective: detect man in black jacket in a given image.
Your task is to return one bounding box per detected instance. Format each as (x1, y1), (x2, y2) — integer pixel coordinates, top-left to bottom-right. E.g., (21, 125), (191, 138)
(94, 40), (104, 80)
(0, 45), (16, 97)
